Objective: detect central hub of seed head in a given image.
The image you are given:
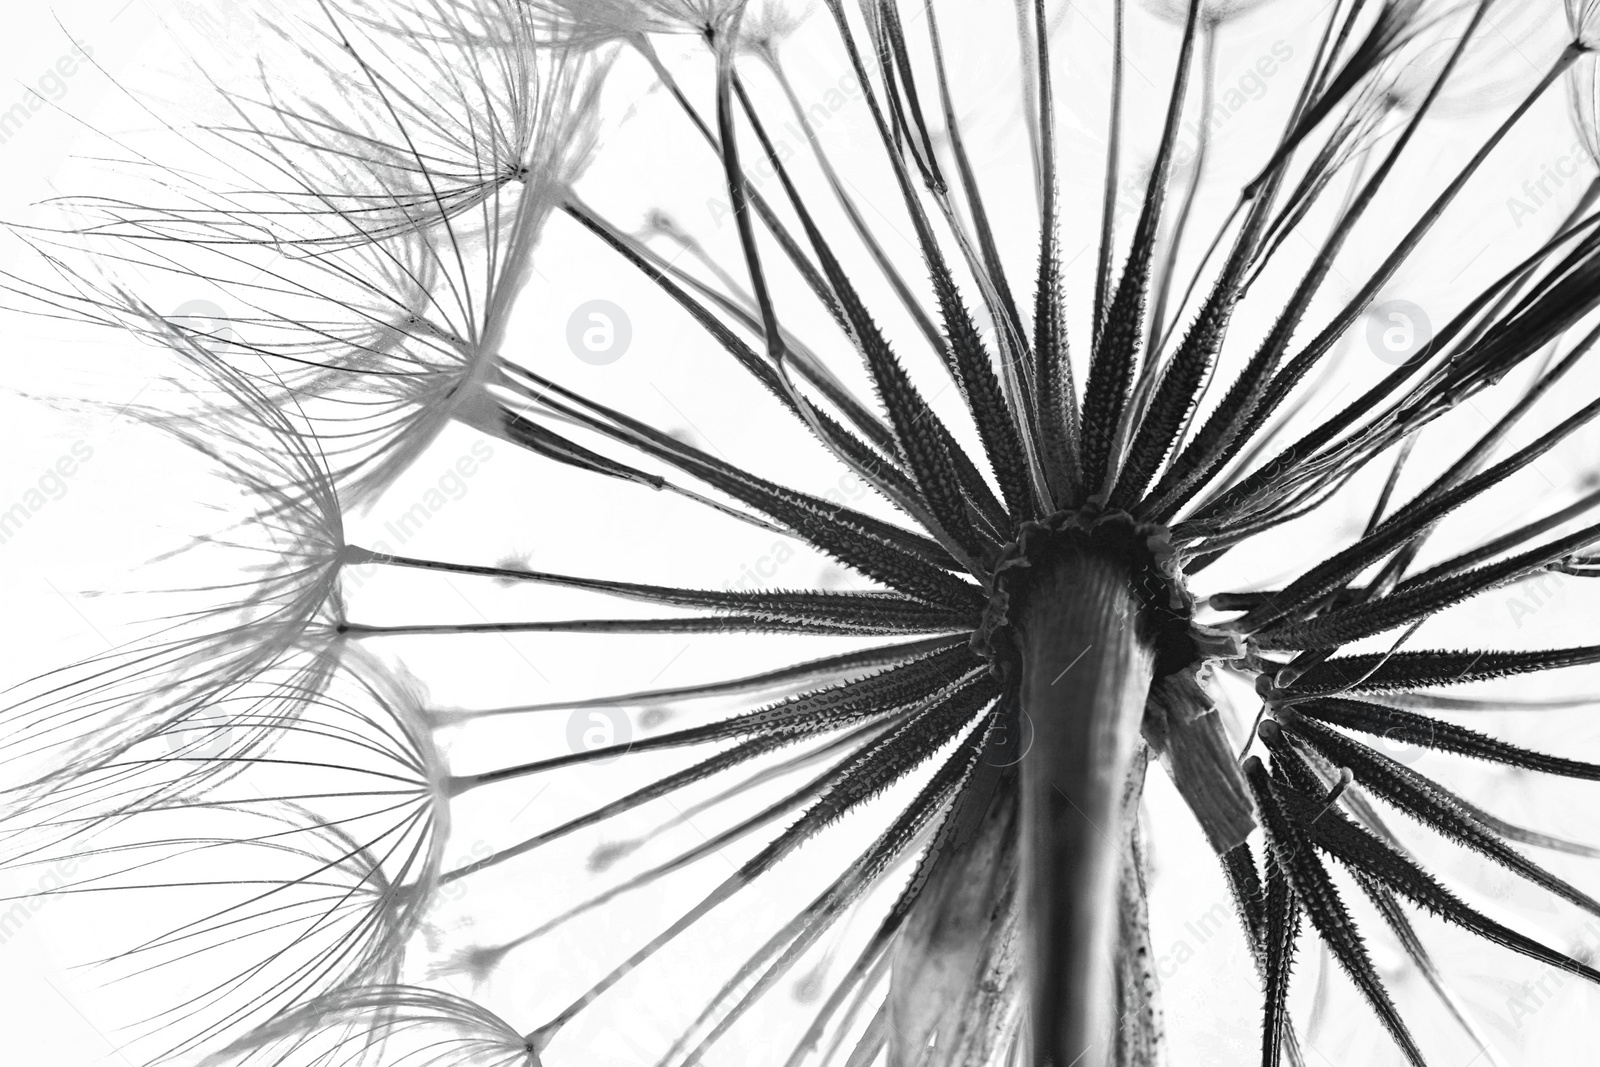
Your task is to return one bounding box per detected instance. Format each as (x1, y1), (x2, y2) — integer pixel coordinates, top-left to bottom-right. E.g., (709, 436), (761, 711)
(972, 506), (1200, 684)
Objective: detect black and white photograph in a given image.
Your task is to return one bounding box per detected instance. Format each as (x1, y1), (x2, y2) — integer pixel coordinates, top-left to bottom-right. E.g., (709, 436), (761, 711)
(4, 1), (1600, 1064)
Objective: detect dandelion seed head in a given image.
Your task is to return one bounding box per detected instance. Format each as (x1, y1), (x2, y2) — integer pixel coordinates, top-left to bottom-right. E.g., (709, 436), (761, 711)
(1384, 1), (1574, 117)
(523, 0), (675, 47)
(1570, 46), (1600, 166)
(737, 0), (807, 55)
(649, 0), (752, 39)
(523, 0), (745, 47)
(1139, 0), (1280, 25)
(1569, 0), (1600, 48)
(235, 0), (606, 246)
(0, 646), (452, 1063)
(0, 319), (360, 816)
(240, 27), (604, 501)
(20, 2), (605, 506)
(17, 0), (1600, 1061)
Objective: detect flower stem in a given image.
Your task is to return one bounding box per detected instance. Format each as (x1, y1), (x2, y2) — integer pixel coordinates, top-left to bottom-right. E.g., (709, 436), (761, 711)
(1014, 543), (1156, 1067)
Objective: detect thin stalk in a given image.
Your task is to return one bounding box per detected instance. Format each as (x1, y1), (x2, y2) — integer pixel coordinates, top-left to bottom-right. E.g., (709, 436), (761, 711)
(339, 617), (865, 638)
(1094, 0), (1127, 339)
(1356, 184), (1600, 588)
(630, 33), (846, 335)
(1086, 0), (1204, 498)
(628, 219), (904, 455)
(431, 635), (965, 722)
(1187, 38), (1586, 531)
(1014, 543), (1156, 1067)
(1028, 0), (1084, 506)
(1013, 0), (1044, 209)
(436, 721), (889, 884)
(923, 0), (1033, 369)
(715, 60), (988, 574)
(819, 0), (1051, 513)
(1147, 19), (1218, 361)
(756, 46), (946, 354)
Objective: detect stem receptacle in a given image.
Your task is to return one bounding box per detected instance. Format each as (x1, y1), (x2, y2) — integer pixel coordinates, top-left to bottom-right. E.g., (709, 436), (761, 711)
(1014, 542), (1155, 1067)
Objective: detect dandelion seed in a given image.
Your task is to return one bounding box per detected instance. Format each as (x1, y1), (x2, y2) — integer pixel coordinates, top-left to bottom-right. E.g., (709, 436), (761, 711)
(737, 1), (808, 55)
(0, 646), (450, 1064)
(11, 3), (605, 505)
(519, 0), (749, 47)
(1570, 0), (1600, 48)
(0, 321), (352, 817)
